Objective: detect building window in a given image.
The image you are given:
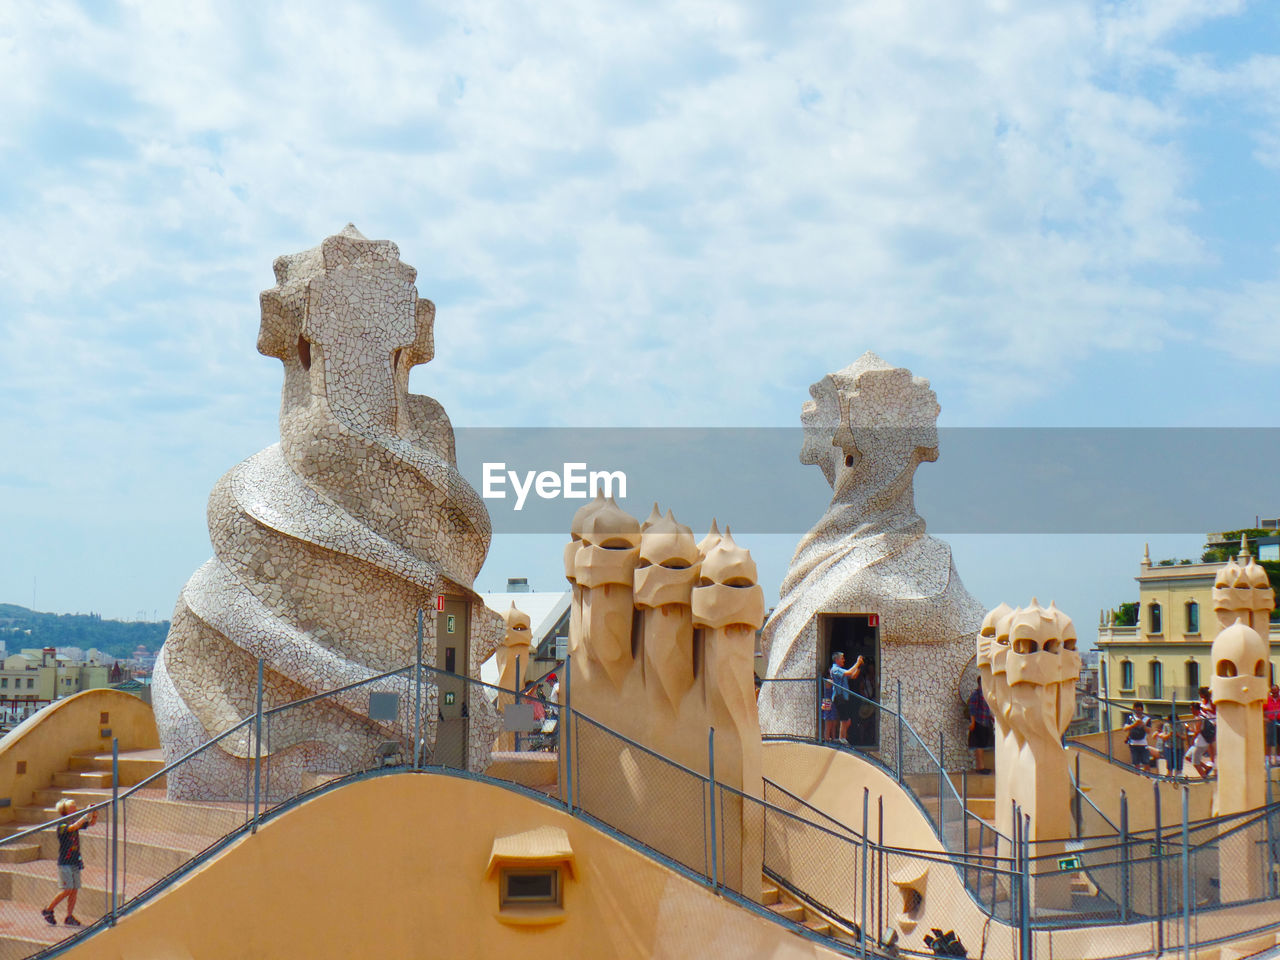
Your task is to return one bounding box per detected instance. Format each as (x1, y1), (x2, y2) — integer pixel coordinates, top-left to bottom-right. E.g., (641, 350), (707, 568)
(500, 869), (560, 908)
(1186, 660), (1199, 692)
(1121, 661), (1134, 691)
(26, 679), (33, 689)
(1150, 661), (1163, 698)
(1149, 603), (1162, 635)
(1186, 602), (1199, 635)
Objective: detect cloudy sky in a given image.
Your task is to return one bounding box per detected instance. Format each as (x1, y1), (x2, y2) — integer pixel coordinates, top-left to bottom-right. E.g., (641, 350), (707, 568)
(1, 1), (1277, 639)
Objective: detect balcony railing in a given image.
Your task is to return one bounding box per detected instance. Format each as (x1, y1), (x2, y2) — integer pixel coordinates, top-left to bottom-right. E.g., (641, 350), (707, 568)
(1136, 685), (1202, 702)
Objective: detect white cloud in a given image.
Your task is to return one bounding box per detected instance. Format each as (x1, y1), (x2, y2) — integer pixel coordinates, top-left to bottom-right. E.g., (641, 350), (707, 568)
(1, 0), (1278, 613)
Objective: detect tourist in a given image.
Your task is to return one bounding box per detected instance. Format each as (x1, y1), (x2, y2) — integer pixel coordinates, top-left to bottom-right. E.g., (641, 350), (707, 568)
(42, 799), (97, 927)
(967, 684), (994, 774)
(849, 660), (877, 746)
(1150, 719), (1174, 775)
(820, 677), (838, 741)
(1265, 685), (1280, 766)
(1184, 704), (1214, 779)
(1198, 686), (1217, 763)
(829, 652), (864, 744)
(1123, 703), (1150, 769)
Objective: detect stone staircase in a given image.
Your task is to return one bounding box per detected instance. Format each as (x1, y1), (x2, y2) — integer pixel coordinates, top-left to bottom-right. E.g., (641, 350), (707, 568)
(761, 875), (860, 944)
(0, 749), (246, 960)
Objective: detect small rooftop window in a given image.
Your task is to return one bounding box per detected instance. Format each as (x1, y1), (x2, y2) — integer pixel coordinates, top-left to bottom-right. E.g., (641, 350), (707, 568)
(486, 825), (575, 926)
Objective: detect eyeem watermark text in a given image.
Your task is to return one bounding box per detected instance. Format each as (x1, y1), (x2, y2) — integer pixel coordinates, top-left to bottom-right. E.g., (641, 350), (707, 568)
(482, 462), (627, 511)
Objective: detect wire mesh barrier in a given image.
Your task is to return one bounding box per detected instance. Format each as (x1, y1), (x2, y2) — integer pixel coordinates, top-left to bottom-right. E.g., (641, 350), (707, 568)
(0, 656), (1278, 960)
(760, 675), (999, 865)
(569, 712), (710, 877)
(745, 781), (862, 922)
(260, 666), (418, 810)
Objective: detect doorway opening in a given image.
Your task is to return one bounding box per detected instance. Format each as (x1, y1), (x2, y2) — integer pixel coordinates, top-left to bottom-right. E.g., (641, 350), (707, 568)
(819, 613), (880, 749)
(435, 598), (470, 769)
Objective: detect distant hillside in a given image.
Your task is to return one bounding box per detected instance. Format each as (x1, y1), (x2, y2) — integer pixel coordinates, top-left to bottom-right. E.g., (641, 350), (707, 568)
(0, 604), (168, 660)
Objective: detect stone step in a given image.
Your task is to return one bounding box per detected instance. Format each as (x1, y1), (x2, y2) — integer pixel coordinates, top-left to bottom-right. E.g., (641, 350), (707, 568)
(29, 824), (205, 879)
(0, 913), (66, 960)
(802, 916), (832, 935)
(31, 789), (247, 839)
(66, 752), (166, 788)
(0, 858), (134, 915)
(52, 771), (113, 790)
(0, 844), (40, 865)
(761, 881), (781, 906)
(11, 807), (56, 827)
(773, 901), (805, 922)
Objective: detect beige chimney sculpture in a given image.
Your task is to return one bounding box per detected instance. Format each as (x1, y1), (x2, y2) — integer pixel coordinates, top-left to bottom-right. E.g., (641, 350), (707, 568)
(495, 604), (533, 750)
(565, 494), (764, 899)
(976, 600), (1081, 907)
(1209, 539), (1274, 900)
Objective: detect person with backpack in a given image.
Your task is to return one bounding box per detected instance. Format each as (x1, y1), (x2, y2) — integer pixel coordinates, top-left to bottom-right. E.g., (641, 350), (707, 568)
(1184, 703), (1214, 778)
(1124, 702), (1151, 769)
(1198, 686), (1217, 764)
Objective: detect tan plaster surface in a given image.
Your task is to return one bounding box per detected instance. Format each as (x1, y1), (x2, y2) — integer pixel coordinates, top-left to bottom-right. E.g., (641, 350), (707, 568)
(61, 774), (849, 960)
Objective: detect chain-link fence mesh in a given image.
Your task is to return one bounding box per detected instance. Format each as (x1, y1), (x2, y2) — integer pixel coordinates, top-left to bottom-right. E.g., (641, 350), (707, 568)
(1, 657), (1280, 959)
(570, 712), (709, 877)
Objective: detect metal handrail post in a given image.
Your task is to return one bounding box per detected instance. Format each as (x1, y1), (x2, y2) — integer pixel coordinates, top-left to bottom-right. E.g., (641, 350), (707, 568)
(877, 794), (884, 944)
(962, 771), (969, 857)
(895, 681), (903, 783)
(1102, 668), (1113, 764)
(1074, 754), (1082, 835)
(564, 654), (574, 810)
(110, 737), (118, 924)
(938, 731), (946, 838)
(1011, 806), (1022, 958)
(1181, 786), (1191, 960)
(514, 654), (522, 753)
(815, 673), (822, 742)
(1119, 790), (1129, 923)
(413, 609), (423, 770)
(708, 727), (719, 891)
(1154, 782), (1164, 956)
(252, 657), (264, 833)
(860, 788), (869, 960)
(1020, 813), (1032, 960)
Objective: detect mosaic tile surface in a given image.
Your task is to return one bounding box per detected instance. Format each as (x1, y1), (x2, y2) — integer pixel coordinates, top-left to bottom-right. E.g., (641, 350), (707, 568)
(757, 352), (985, 770)
(154, 226), (502, 798)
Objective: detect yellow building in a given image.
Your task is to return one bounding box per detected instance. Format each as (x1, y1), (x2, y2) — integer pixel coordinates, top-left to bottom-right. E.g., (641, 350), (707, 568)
(1096, 543), (1279, 726)
(0, 648), (112, 709)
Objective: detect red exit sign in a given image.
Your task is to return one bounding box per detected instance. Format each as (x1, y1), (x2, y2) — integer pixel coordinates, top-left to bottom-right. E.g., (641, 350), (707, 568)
(868, 614), (879, 627)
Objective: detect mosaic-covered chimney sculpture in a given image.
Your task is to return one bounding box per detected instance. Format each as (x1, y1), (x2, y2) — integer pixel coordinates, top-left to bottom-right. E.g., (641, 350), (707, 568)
(1210, 539), (1274, 900)
(153, 225), (503, 798)
(977, 600), (1081, 907)
(566, 495), (764, 899)
(758, 353), (985, 769)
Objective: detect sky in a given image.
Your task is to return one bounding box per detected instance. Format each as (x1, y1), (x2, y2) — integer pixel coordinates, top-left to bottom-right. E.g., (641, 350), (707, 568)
(1, 1), (1278, 643)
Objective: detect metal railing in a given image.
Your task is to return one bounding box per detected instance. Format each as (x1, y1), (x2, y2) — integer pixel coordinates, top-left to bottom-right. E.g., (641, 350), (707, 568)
(2, 652), (1278, 959)
(758, 676), (1004, 856)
